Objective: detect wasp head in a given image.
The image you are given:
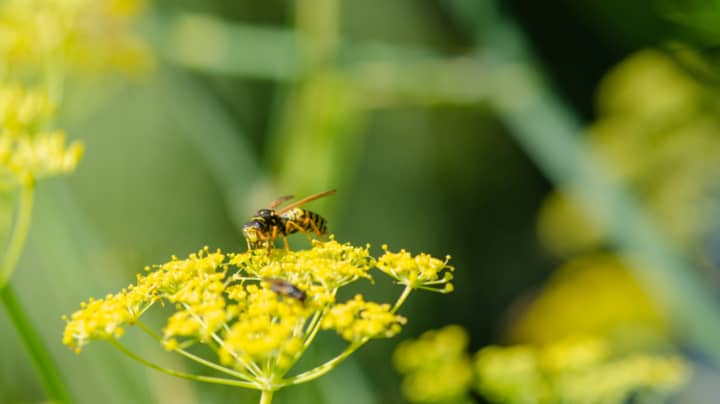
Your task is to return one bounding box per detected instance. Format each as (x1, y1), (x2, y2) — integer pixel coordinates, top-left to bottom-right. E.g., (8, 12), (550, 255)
(242, 220), (264, 245)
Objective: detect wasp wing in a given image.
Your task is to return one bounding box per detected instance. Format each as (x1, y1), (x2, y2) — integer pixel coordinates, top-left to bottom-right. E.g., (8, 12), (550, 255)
(276, 190), (336, 215)
(269, 195), (295, 209)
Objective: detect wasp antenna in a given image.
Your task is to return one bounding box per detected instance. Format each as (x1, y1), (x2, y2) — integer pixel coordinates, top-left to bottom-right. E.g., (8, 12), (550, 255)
(269, 195), (295, 209)
(276, 189), (336, 214)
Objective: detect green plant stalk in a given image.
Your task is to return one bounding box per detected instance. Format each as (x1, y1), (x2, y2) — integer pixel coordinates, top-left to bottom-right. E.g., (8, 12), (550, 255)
(0, 184), (35, 288)
(2, 286), (71, 403)
(391, 285), (412, 314)
(280, 341), (363, 387)
(280, 285), (413, 387)
(110, 339), (259, 389)
(182, 302), (264, 377)
(260, 389), (274, 404)
(0, 184), (71, 403)
(135, 320), (256, 382)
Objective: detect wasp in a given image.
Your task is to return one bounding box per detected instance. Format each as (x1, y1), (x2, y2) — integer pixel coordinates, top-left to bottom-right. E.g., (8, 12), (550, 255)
(242, 189), (335, 251)
(265, 278), (307, 303)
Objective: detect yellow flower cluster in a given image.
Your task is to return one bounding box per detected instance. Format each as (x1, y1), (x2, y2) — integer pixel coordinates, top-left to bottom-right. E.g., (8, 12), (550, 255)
(0, 0), (152, 74)
(220, 285), (309, 372)
(0, 85), (55, 131)
(62, 293), (131, 350)
(230, 238), (375, 293)
(377, 245), (453, 292)
(63, 240), (453, 388)
(0, 84), (83, 188)
(393, 325), (473, 403)
(475, 337), (691, 404)
(322, 294), (406, 343)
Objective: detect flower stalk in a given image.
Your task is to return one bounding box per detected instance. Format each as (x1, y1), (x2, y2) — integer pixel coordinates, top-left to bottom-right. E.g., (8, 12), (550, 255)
(0, 182), (71, 403)
(0, 183), (35, 288)
(2, 285), (72, 403)
(260, 390), (274, 404)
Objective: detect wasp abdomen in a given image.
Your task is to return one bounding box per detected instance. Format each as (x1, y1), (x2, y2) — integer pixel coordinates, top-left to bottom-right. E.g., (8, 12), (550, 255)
(281, 208), (327, 235)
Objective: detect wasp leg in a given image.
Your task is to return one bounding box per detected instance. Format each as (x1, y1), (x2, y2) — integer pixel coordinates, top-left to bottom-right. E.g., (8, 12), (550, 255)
(282, 236), (289, 250)
(246, 230), (266, 251)
(266, 226), (280, 253)
(304, 217), (324, 236)
(284, 220), (313, 242)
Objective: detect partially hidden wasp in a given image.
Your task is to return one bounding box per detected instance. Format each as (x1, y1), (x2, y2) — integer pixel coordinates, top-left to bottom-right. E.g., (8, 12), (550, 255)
(242, 189), (336, 251)
(265, 278), (307, 303)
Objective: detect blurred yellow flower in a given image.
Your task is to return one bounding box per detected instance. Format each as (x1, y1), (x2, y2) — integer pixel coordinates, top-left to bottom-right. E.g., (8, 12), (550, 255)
(394, 325), (473, 404)
(0, 84), (83, 188)
(537, 191), (604, 257)
(0, 84), (55, 132)
(539, 50), (720, 255)
(475, 337), (690, 404)
(475, 344), (550, 404)
(0, 0), (153, 75)
(508, 255), (670, 346)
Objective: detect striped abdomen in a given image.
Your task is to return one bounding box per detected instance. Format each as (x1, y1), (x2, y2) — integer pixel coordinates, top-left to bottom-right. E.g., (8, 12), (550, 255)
(280, 208), (327, 235)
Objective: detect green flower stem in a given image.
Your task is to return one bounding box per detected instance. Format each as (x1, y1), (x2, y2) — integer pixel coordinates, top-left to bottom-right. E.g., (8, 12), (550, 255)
(282, 284), (413, 387)
(302, 308), (326, 349)
(135, 320), (256, 382)
(1, 285), (71, 403)
(0, 184), (71, 403)
(391, 284), (412, 314)
(260, 390), (274, 404)
(110, 339), (260, 389)
(277, 306), (330, 380)
(0, 184), (35, 288)
(183, 302), (263, 378)
(280, 341), (363, 387)
(45, 48), (65, 105)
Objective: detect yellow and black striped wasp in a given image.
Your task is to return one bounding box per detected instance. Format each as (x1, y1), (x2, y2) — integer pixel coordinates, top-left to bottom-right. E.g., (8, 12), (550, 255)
(242, 189), (335, 251)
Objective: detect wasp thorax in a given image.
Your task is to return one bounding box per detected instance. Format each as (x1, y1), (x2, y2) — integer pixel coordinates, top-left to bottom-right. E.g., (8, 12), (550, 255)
(255, 209), (275, 218)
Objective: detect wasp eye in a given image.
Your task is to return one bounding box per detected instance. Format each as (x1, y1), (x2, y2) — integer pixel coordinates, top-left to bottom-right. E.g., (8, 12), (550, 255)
(243, 221), (262, 231)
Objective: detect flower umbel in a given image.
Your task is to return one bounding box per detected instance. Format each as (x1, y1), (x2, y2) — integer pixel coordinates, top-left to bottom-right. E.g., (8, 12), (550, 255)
(0, 84), (83, 189)
(393, 325), (473, 404)
(0, 0), (153, 74)
(475, 337), (691, 404)
(394, 328), (691, 404)
(63, 239), (453, 399)
(322, 294), (406, 342)
(377, 245), (453, 292)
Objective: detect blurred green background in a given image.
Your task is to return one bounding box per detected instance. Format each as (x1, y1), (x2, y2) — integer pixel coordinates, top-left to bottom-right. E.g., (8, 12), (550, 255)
(4, 0), (720, 402)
